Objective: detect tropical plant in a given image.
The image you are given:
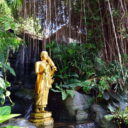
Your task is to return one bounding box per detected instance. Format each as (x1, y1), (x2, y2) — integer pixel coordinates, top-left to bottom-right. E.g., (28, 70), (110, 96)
(47, 42), (128, 100)
(0, 106), (20, 123)
(47, 42), (101, 99)
(0, 106), (20, 128)
(0, 0), (22, 104)
(105, 107), (128, 128)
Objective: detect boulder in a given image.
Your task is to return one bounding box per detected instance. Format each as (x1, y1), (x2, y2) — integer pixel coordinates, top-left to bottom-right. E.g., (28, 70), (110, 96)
(1, 118), (36, 128)
(91, 104), (106, 122)
(65, 91), (94, 120)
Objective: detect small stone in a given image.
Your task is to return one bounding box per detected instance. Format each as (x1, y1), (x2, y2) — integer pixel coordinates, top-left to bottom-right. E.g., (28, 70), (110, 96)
(75, 122), (96, 128)
(76, 110), (88, 121)
(103, 92), (110, 100)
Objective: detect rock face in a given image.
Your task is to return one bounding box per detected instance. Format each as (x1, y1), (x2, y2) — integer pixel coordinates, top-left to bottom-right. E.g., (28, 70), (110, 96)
(2, 118), (96, 128)
(65, 91), (94, 121)
(11, 88), (34, 116)
(76, 110), (88, 121)
(110, 92), (128, 110)
(91, 104), (106, 122)
(65, 91), (110, 126)
(1, 118), (36, 128)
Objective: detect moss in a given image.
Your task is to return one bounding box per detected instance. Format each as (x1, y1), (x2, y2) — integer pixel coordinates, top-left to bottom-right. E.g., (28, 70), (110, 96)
(17, 17), (43, 38)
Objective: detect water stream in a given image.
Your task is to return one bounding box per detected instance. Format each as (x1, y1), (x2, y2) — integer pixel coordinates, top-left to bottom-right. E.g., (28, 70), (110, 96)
(24, 103), (33, 120)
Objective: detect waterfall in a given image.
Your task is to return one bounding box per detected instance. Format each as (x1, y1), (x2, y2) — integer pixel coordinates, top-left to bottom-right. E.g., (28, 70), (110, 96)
(24, 103), (33, 120)
(13, 0), (86, 84)
(21, 0), (86, 42)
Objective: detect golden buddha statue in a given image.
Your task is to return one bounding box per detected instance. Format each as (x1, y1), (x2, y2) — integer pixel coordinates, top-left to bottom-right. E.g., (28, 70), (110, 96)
(30, 51), (57, 127)
(35, 51), (57, 112)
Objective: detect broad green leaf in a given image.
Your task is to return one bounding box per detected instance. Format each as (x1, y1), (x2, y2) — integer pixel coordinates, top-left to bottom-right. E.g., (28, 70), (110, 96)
(0, 94), (5, 104)
(83, 80), (92, 86)
(83, 86), (91, 93)
(69, 73), (79, 78)
(0, 77), (6, 89)
(51, 89), (61, 93)
(62, 83), (78, 88)
(0, 114), (20, 123)
(68, 79), (81, 84)
(99, 79), (107, 86)
(0, 106), (11, 115)
(0, 126), (22, 128)
(5, 81), (11, 87)
(108, 104), (115, 113)
(55, 85), (61, 90)
(66, 90), (74, 98)
(3, 63), (16, 76)
(62, 91), (68, 100)
(104, 114), (114, 121)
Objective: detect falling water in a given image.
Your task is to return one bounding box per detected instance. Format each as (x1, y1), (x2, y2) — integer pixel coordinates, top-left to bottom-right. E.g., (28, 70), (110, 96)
(14, 0), (86, 84)
(24, 103), (33, 120)
(21, 0), (86, 41)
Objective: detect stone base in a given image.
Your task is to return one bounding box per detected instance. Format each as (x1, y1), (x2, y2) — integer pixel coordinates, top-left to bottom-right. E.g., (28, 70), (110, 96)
(30, 111), (54, 127)
(31, 112), (52, 119)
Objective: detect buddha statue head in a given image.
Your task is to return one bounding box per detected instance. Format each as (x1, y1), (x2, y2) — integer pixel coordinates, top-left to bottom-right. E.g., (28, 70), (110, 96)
(40, 51), (48, 61)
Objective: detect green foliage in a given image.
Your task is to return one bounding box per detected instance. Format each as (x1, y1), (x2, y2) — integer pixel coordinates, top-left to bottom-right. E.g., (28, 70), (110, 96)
(52, 83), (75, 100)
(0, 114), (20, 124)
(84, 0), (103, 44)
(0, 106), (20, 127)
(48, 42), (128, 100)
(1, 126), (21, 128)
(47, 42), (104, 99)
(105, 107), (128, 127)
(17, 17), (43, 37)
(0, 106), (11, 115)
(0, 15), (21, 57)
(0, 0), (12, 16)
(47, 41), (99, 80)
(6, 0), (23, 9)
(0, 0), (22, 104)
(6, 0), (23, 18)
(0, 77), (11, 104)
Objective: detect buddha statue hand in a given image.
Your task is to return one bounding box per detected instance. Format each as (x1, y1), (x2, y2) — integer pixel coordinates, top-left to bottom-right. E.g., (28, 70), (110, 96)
(53, 66), (57, 71)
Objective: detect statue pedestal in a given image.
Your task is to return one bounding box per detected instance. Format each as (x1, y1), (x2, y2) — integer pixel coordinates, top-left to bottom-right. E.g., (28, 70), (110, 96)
(30, 111), (54, 127)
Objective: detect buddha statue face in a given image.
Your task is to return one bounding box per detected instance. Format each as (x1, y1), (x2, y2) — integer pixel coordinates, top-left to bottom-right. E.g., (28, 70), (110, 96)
(40, 51), (48, 60)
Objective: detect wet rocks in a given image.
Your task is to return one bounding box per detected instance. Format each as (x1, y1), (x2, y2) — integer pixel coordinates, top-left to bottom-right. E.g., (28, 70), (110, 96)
(54, 122), (96, 128)
(1, 118), (36, 128)
(65, 91), (94, 118)
(65, 91), (108, 126)
(91, 104), (106, 122)
(76, 110), (88, 121)
(75, 122), (96, 128)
